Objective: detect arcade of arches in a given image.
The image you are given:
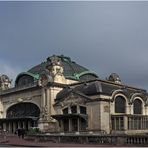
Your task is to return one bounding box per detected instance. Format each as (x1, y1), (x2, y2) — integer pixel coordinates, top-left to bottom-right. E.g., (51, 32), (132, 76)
(111, 95), (148, 132)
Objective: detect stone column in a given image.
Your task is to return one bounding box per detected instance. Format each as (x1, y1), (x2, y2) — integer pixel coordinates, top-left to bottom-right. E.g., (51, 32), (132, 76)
(77, 105), (80, 114)
(28, 121), (30, 129)
(124, 116), (128, 131)
(46, 89), (50, 120)
(145, 106), (148, 115)
(77, 118), (80, 132)
(49, 87), (56, 116)
(23, 121), (25, 129)
(18, 121), (21, 128)
(60, 120), (64, 132)
(68, 106), (71, 114)
(41, 88), (46, 120)
(13, 122), (16, 133)
(8, 122), (11, 133)
(126, 105), (130, 114)
(3, 123), (6, 131)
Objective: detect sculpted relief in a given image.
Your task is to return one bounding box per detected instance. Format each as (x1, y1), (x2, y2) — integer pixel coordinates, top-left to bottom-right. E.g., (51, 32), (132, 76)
(60, 93), (86, 107)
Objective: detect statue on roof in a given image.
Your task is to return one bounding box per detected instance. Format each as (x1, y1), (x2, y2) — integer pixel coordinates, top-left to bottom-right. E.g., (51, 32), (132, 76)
(47, 55), (62, 66)
(46, 55), (64, 76)
(0, 75), (12, 90)
(43, 55), (66, 84)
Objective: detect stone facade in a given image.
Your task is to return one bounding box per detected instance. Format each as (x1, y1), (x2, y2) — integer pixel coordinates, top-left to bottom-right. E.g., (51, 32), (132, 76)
(0, 55), (148, 135)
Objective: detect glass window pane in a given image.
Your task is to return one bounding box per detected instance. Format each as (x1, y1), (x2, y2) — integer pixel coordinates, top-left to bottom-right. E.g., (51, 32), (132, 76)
(133, 99), (142, 114)
(71, 106), (77, 114)
(80, 106), (86, 114)
(115, 96), (126, 113)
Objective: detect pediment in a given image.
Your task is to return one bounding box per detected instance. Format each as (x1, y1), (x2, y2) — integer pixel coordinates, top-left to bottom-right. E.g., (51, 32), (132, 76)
(59, 92), (89, 107)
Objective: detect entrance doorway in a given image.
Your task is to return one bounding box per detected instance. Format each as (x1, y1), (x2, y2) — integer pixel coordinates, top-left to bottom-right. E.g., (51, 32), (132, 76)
(52, 114), (88, 132)
(0, 102), (40, 133)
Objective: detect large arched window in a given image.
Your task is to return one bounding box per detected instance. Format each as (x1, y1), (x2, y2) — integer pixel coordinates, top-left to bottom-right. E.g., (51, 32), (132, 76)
(7, 102), (40, 118)
(115, 96), (126, 113)
(133, 99), (142, 114)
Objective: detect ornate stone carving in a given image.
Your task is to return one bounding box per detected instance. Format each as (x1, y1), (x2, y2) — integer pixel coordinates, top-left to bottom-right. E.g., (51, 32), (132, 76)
(46, 55), (64, 77)
(47, 55), (62, 66)
(104, 105), (109, 112)
(61, 93), (85, 107)
(44, 55), (66, 84)
(38, 73), (53, 87)
(41, 105), (48, 120)
(0, 75), (11, 90)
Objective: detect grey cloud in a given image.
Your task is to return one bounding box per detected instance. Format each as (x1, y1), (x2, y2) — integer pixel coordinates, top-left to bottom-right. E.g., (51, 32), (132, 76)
(0, 2), (148, 90)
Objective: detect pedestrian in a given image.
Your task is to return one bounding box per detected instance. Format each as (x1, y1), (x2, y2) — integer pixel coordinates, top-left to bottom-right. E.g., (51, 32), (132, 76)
(21, 128), (25, 139)
(17, 128), (21, 138)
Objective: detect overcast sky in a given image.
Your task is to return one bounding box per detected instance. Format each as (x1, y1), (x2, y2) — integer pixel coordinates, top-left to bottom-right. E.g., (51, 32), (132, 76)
(0, 1), (148, 90)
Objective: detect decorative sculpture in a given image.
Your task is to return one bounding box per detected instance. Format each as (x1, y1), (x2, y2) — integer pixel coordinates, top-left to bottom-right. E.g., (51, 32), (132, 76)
(0, 75), (11, 90)
(108, 73), (121, 84)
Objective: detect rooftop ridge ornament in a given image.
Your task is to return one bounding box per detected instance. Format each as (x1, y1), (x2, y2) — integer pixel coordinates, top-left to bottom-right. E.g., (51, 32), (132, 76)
(108, 73), (121, 84)
(0, 74), (12, 90)
(47, 55), (62, 66)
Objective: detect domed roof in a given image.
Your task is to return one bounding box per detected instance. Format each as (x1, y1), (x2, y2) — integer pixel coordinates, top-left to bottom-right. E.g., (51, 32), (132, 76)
(27, 55), (98, 81)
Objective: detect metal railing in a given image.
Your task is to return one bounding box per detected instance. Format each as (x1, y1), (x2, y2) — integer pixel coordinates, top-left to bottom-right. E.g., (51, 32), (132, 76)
(111, 114), (148, 131)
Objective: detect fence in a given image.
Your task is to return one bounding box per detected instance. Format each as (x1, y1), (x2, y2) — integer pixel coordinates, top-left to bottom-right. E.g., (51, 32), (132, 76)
(25, 133), (148, 146)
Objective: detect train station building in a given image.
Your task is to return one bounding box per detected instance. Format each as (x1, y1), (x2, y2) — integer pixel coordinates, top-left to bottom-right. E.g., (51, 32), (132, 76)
(0, 55), (148, 134)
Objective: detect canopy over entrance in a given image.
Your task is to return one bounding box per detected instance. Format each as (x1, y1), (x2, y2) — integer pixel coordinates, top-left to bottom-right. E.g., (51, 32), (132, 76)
(52, 114), (88, 132)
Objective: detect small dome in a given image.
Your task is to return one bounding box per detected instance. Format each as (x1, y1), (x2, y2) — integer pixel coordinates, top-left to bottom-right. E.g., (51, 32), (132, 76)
(108, 73), (121, 84)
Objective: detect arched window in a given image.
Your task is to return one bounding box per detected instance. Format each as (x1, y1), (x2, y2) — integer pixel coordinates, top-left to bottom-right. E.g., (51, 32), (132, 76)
(7, 102), (40, 118)
(16, 75), (34, 87)
(115, 96), (126, 113)
(133, 99), (142, 114)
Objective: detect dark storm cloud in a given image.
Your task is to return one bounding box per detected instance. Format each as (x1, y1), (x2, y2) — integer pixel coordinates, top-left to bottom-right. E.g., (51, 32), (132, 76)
(0, 1), (148, 89)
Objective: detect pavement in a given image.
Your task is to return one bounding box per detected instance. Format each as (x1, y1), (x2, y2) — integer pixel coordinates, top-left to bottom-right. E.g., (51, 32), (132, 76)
(0, 134), (112, 147)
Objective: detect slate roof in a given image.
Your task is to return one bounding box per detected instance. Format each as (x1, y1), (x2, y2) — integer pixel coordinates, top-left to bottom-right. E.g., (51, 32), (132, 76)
(56, 79), (147, 101)
(56, 81), (102, 100)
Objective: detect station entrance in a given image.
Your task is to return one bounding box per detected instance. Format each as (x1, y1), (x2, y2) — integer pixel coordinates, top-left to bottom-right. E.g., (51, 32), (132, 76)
(0, 102), (40, 133)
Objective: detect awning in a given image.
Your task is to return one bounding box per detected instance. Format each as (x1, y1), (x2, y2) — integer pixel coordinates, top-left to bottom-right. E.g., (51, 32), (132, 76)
(51, 114), (88, 121)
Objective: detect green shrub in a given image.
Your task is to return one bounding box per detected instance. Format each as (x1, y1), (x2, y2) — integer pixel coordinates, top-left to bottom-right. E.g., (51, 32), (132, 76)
(27, 127), (41, 135)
